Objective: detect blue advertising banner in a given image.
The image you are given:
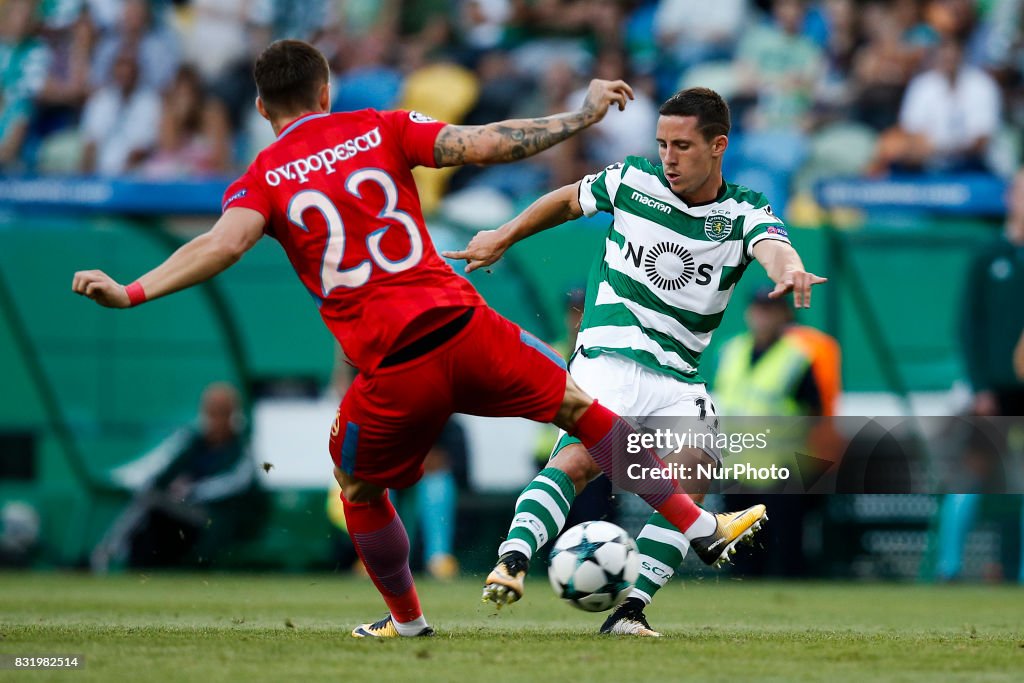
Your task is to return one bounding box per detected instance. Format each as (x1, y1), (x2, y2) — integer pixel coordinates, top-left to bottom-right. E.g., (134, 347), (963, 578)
(0, 177), (231, 214)
(815, 174), (1007, 216)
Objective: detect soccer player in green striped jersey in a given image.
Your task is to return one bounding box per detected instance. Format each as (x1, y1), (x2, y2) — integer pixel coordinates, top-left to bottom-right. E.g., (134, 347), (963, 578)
(446, 88), (826, 636)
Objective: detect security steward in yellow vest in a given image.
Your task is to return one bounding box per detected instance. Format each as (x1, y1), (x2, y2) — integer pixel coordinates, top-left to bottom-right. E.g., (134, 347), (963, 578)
(714, 287), (835, 576)
(715, 286), (824, 468)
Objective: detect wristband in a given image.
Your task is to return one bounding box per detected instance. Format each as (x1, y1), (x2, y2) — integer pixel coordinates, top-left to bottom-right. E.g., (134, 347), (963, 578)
(125, 282), (147, 307)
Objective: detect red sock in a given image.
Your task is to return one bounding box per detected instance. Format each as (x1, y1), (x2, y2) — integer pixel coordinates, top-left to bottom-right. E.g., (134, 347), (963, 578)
(341, 491), (422, 623)
(571, 401), (702, 533)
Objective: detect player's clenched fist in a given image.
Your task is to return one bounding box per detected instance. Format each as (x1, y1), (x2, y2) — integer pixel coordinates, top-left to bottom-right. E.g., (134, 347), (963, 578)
(71, 270), (130, 308)
(578, 79), (635, 126)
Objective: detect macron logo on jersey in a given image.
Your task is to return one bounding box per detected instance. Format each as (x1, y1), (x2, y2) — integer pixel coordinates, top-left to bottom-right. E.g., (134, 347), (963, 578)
(631, 190), (671, 214)
(264, 127), (383, 186)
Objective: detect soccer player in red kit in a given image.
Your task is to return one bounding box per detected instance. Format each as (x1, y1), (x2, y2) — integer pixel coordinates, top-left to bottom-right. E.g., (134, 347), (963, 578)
(73, 40), (767, 638)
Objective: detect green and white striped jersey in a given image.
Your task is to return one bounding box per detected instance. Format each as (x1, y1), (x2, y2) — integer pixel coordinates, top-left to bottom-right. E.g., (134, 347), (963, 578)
(575, 155), (790, 384)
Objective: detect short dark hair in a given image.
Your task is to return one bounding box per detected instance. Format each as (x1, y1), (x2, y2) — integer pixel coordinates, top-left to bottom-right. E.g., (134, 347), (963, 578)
(658, 88), (731, 141)
(253, 40), (330, 118)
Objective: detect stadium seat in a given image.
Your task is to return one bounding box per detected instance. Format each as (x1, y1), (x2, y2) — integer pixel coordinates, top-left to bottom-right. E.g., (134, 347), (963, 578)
(678, 62), (740, 101)
(332, 67), (403, 113)
(34, 130), (84, 175)
(440, 186), (516, 230)
(798, 123), (879, 189)
(399, 64), (481, 215)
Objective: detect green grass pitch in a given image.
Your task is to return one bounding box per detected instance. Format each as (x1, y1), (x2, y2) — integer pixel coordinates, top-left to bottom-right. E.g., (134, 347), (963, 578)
(1, 572), (1022, 682)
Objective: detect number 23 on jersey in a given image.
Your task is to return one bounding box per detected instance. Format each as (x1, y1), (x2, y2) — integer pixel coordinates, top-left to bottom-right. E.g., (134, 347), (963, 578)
(287, 169), (423, 295)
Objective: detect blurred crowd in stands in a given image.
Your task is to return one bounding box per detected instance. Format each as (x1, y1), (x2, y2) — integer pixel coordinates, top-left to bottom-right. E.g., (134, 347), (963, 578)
(2, 0), (1023, 211)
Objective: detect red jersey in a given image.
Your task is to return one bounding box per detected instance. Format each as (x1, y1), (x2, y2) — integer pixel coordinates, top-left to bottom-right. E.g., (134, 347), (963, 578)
(222, 109), (485, 373)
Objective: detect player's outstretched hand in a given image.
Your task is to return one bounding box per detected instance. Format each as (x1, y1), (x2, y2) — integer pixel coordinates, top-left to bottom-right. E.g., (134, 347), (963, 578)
(72, 270), (131, 308)
(579, 79), (635, 126)
(442, 229), (509, 273)
(769, 270), (827, 309)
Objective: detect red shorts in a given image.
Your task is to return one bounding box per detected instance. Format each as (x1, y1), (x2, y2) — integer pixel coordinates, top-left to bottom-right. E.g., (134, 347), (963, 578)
(328, 306), (566, 489)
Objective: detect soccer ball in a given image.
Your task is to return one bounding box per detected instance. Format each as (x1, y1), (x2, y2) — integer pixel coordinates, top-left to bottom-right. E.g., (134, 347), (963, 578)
(547, 520), (640, 612)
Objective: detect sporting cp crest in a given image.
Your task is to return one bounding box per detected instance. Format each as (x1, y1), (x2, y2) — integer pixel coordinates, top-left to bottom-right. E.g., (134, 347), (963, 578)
(704, 213), (733, 242)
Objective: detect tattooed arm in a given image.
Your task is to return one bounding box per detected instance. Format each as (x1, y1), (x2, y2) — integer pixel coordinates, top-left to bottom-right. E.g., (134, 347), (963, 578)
(432, 79), (634, 167)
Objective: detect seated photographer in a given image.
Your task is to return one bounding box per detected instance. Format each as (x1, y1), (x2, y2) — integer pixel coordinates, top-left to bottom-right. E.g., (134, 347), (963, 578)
(91, 383), (267, 572)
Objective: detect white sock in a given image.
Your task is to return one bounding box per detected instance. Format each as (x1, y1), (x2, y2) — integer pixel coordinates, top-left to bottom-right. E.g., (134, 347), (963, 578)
(684, 509), (717, 539)
(497, 538), (533, 560)
(393, 613), (429, 636)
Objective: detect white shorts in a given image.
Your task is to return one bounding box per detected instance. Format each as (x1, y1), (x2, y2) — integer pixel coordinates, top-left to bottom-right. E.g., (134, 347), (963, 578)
(554, 352), (723, 463)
